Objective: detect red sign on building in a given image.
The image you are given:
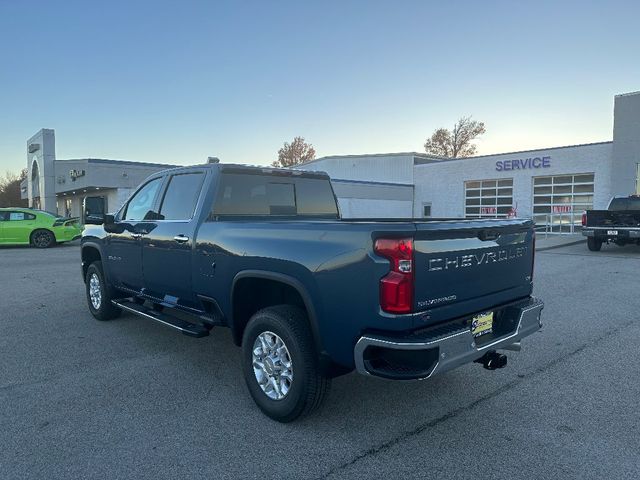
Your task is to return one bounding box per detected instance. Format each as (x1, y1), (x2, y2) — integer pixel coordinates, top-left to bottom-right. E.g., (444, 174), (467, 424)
(480, 206), (497, 215)
(552, 205), (572, 214)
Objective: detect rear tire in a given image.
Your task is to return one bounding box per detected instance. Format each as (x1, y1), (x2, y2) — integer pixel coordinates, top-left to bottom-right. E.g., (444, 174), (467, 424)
(85, 261), (122, 321)
(241, 305), (331, 422)
(587, 237), (602, 251)
(31, 229), (55, 248)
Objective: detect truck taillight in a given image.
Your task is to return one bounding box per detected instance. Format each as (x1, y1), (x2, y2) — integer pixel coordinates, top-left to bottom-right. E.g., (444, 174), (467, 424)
(581, 212), (587, 226)
(374, 237), (414, 314)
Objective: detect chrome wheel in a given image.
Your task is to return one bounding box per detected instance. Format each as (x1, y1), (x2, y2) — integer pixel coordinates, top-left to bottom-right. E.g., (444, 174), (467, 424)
(89, 273), (102, 310)
(252, 331), (293, 400)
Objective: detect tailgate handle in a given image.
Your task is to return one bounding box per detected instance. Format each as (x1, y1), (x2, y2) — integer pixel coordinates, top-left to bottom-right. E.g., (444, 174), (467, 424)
(478, 230), (500, 241)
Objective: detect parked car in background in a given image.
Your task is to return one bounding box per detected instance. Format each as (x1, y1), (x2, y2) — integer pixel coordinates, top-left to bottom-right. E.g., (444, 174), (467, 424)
(0, 207), (82, 248)
(582, 195), (640, 251)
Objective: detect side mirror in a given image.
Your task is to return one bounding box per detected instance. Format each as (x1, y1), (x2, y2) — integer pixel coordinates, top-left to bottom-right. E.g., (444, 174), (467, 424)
(103, 215), (124, 233)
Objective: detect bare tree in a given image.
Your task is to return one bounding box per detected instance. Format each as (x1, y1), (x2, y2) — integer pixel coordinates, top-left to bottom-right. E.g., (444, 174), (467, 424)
(272, 136), (316, 167)
(424, 116), (486, 158)
(0, 169), (27, 207)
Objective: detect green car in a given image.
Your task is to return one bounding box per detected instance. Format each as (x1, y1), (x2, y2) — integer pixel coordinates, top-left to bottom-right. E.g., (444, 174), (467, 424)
(0, 207), (83, 248)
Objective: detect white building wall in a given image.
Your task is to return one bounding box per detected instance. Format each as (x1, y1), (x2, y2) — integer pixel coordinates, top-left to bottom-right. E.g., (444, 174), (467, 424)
(297, 154), (415, 184)
(338, 198), (413, 218)
(413, 142), (613, 218)
(331, 179), (414, 218)
(612, 92), (640, 196)
(113, 187), (135, 213)
(27, 129), (57, 212)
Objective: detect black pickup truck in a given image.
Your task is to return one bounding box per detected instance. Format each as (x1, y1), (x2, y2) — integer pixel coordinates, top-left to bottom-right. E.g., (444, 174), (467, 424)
(582, 195), (640, 251)
(81, 163), (544, 422)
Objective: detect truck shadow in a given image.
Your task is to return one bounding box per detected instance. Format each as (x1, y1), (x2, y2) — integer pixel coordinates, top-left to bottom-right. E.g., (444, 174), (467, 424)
(121, 313), (510, 434)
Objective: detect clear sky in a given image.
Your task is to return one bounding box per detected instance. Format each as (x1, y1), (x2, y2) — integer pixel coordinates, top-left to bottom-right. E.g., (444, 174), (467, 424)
(1, 0), (639, 173)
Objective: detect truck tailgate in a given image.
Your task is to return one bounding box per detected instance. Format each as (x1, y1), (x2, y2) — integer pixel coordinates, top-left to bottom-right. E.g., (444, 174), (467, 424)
(412, 219), (534, 312)
(587, 210), (640, 227)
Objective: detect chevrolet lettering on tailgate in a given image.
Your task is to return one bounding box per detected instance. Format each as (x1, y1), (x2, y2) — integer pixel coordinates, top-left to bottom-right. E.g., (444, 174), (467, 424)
(428, 246), (527, 272)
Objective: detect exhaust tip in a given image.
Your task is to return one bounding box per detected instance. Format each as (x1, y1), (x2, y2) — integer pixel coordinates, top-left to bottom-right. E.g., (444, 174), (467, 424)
(475, 350), (508, 370)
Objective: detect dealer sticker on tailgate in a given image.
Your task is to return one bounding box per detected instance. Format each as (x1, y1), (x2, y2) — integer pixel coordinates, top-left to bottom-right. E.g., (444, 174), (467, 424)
(471, 311), (494, 338)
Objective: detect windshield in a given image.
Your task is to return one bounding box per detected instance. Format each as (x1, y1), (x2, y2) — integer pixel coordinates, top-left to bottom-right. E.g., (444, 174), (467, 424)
(609, 197), (640, 211)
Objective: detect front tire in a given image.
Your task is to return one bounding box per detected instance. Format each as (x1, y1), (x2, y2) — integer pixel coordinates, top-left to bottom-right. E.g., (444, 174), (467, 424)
(587, 237), (602, 251)
(242, 305), (331, 422)
(85, 262), (122, 321)
(31, 229), (55, 248)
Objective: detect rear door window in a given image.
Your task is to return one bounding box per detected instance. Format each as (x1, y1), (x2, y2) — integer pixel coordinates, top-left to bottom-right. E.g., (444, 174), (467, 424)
(158, 173), (206, 220)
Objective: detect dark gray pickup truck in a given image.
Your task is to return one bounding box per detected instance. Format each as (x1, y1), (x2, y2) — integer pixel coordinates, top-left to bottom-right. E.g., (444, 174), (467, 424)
(582, 195), (640, 251)
(81, 163), (544, 422)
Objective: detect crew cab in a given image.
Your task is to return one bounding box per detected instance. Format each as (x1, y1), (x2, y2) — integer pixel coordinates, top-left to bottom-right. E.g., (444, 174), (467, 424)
(81, 163), (544, 422)
(581, 195), (640, 251)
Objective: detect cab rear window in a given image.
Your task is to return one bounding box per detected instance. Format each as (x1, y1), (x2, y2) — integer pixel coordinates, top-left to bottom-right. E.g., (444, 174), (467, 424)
(609, 197), (640, 211)
(212, 173), (338, 218)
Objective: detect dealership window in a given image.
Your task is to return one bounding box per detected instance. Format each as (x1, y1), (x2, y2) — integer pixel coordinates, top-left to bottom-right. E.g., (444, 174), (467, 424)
(532, 173), (594, 233)
(464, 179), (513, 218)
(422, 203), (432, 218)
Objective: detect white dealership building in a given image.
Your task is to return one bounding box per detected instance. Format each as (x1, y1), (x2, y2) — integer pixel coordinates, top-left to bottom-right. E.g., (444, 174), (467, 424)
(298, 91), (640, 233)
(21, 129), (175, 218)
(22, 91), (640, 233)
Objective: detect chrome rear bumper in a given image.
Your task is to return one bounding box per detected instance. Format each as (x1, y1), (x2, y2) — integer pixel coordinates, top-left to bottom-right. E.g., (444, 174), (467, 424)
(354, 297), (544, 380)
(582, 228), (640, 238)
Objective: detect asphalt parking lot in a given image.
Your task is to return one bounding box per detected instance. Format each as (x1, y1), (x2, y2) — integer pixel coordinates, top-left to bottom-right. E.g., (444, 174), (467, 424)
(1, 241), (639, 479)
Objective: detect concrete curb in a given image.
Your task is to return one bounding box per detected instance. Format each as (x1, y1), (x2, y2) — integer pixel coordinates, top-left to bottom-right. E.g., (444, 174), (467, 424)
(536, 239), (586, 252)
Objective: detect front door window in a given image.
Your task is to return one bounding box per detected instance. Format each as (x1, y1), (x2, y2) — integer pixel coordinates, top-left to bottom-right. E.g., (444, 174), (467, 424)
(123, 178), (162, 221)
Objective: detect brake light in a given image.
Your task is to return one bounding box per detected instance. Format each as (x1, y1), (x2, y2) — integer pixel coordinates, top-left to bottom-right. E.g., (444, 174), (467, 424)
(581, 212), (587, 226)
(375, 237), (414, 314)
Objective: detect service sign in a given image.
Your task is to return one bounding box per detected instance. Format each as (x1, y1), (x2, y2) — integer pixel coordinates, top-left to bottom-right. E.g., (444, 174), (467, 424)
(552, 205), (572, 214)
(496, 155), (551, 171)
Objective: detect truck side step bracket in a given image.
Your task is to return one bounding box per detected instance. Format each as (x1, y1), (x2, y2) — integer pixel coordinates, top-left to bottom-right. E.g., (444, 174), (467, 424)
(112, 299), (210, 338)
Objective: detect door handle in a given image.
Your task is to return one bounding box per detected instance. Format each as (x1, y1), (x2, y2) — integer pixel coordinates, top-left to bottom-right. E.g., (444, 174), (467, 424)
(174, 234), (190, 243)
(130, 232), (143, 239)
